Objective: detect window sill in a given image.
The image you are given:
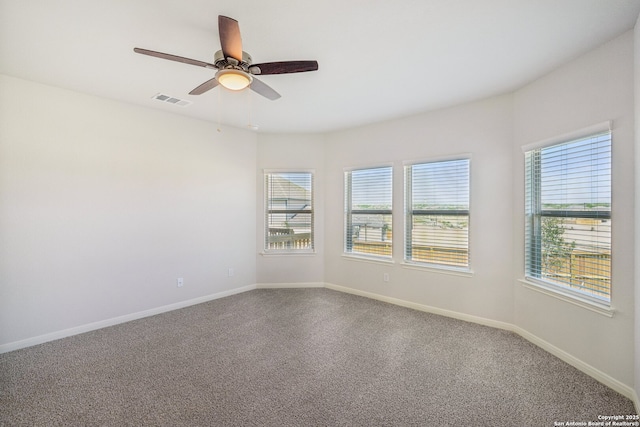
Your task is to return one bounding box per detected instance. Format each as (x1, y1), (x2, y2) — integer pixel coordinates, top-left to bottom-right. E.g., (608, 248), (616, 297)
(261, 251), (316, 257)
(401, 262), (474, 278)
(342, 254), (395, 266)
(518, 278), (614, 318)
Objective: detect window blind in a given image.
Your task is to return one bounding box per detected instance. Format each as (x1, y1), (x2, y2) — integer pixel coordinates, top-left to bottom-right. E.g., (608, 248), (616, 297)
(345, 167), (393, 258)
(525, 131), (611, 302)
(405, 159), (470, 268)
(265, 172), (313, 251)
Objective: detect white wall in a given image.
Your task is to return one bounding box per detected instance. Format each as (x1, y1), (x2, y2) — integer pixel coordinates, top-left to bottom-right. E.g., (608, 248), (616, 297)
(0, 75), (257, 347)
(512, 32), (635, 387)
(256, 133), (325, 285)
(323, 94), (515, 324)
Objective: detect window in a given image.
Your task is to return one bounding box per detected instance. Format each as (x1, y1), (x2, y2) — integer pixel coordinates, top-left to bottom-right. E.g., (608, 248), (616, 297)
(524, 131), (611, 303)
(265, 172), (313, 252)
(405, 158), (470, 269)
(345, 166), (392, 258)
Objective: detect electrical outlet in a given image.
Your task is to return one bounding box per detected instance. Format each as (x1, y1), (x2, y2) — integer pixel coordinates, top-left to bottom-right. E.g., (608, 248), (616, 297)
(177, 278), (184, 287)
(228, 268), (234, 277)
(383, 273), (389, 282)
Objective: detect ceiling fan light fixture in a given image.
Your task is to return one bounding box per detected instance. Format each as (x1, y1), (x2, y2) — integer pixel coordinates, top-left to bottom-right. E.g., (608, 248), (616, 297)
(216, 69), (252, 91)
(133, 16), (318, 100)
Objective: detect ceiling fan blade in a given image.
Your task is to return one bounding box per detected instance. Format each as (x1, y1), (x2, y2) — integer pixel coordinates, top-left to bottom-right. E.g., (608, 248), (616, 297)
(250, 77), (281, 100)
(134, 48), (216, 69)
(189, 77), (220, 95)
(249, 61), (318, 75)
(218, 15), (243, 61)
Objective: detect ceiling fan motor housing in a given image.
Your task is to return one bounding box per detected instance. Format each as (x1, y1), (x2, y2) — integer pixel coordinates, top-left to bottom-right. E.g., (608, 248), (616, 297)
(214, 50), (254, 72)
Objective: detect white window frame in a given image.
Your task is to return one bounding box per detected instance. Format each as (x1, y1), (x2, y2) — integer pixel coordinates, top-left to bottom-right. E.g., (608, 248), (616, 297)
(523, 123), (612, 306)
(264, 170), (314, 254)
(404, 156), (471, 272)
(344, 165), (393, 260)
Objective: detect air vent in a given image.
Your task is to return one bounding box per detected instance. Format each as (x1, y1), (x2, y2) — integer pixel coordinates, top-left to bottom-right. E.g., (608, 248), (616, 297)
(152, 93), (192, 107)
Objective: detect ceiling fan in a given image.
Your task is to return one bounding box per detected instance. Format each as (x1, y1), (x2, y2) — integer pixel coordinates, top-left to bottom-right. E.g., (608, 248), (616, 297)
(134, 15), (318, 100)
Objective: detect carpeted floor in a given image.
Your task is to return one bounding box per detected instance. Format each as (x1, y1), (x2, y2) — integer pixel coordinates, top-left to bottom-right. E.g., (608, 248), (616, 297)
(0, 288), (636, 426)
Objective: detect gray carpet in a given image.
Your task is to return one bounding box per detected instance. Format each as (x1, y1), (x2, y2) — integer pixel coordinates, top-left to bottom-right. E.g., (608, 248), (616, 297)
(0, 288), (636, 426)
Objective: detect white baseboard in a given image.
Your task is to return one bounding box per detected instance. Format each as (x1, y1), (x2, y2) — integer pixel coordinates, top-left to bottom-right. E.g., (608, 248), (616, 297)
(0, 284), (256, 354)
(325, 282), (513, 331)
(323, 282), (638, 404)
(512, 325), (637, 403)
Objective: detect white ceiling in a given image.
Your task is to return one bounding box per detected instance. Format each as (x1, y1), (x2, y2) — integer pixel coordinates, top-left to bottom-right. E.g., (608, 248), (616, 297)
(1, 1), (639, 133)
